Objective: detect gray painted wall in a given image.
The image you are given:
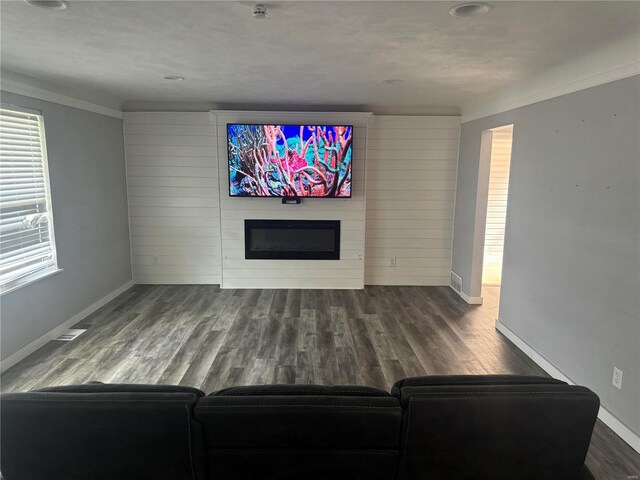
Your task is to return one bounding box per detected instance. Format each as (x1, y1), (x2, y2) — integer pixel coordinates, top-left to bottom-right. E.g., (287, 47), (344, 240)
(452, 76), (640, 435)
(0, 91), (131, 360)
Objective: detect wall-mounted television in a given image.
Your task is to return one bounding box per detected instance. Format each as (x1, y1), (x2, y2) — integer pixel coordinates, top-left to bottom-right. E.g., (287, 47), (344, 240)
(227, 124), (353, 198)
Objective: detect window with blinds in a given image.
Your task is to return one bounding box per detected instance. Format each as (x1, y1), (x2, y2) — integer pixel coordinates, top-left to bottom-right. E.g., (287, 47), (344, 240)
(0, 105), (58, 293)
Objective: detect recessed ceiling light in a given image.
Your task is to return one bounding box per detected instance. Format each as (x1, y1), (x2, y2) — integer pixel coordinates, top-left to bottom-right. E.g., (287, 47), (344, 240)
(449, 2), (493, 17)
(382, 79), (404, 85)
(163, 75), (185, 81)
(24, 0), (69, 9)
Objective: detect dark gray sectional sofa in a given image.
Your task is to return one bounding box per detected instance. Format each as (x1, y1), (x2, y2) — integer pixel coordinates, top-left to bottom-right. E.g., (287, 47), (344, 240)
(0, 375), (599, 479)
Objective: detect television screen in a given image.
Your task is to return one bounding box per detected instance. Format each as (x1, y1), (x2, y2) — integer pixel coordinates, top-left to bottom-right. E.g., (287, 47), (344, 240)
(227, 124), (353, 197)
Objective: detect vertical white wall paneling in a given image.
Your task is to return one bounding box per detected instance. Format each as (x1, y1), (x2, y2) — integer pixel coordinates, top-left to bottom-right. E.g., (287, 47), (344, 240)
(482, 126), (513, 285)
(365, 116), (461, 285)
(123, 112), (221, 284)
(214, 111), (371, 289)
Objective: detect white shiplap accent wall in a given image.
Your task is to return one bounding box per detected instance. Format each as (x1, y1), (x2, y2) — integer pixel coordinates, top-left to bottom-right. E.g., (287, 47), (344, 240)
(123, 111), (460, 288)
(365, 116), (460, 285)
(214, 111), (371, 289)
(123, 112), (221, 284)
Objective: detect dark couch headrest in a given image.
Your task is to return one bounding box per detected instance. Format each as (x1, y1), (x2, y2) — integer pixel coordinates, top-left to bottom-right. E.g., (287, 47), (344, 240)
(211, 383), (390, 397)
(391, 374), (566, 397)
(35, 382), (205, 397)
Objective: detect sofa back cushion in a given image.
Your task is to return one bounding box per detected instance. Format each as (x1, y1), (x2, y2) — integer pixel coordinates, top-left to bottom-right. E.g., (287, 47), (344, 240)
(0, 384), (204, 480)
(195, 384), (402, 480)
(394, 378), (599, 480)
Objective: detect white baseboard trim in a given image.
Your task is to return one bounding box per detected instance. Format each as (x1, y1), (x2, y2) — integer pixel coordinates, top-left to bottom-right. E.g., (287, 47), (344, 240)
(460, 292), (483, 305)
(596, 407), (640, 454)
(0, 280), (135, 373)
(496, 318), (640, 454)
(450, 286), (483, 305)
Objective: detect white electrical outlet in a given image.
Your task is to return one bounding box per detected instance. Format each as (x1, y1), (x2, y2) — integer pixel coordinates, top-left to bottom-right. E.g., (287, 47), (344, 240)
(612, 366), (623, 389)
(388, 257), (396, 267)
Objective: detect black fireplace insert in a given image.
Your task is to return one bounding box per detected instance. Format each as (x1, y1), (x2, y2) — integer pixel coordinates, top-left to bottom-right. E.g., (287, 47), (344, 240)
(245, 220), (340, 260)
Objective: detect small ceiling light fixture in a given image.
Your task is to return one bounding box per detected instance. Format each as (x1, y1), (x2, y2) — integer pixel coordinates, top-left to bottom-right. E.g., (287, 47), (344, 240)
(24, 0), (69, 9)
(163, 75), (185, 81)
(382, 79), (404, 85)
(253, 4), (267, 19)
(449, 2), (493, 17)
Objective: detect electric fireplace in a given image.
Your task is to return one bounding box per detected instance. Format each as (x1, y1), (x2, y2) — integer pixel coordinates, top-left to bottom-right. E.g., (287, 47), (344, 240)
(244, 220), (340, 260)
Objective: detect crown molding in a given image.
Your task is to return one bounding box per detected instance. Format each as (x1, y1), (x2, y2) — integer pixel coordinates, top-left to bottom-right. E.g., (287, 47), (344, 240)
(1, 77), (123, 119)
(210, 109), (374, 118)
(461, 61), (639, 123)
(461, 32), (640, 123)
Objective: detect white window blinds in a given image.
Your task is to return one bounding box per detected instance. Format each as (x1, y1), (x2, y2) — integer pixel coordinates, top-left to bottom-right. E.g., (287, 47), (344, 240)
(0, 105), (58, 292)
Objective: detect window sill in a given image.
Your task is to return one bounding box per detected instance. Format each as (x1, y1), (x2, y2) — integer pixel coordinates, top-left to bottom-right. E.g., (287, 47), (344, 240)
(0, 267), (64, 296)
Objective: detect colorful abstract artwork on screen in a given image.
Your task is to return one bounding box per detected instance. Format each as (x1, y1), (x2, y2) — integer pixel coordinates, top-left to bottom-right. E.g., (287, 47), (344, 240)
(227, 124), (353, 197)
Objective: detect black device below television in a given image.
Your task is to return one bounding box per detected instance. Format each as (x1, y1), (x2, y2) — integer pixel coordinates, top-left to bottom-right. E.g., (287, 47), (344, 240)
(227, 124), (353, 198)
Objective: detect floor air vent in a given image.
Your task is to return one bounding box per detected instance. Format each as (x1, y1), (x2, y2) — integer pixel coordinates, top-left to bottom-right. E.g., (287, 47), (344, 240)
(450, 271), (463, 294)
(54, 329), (87, 342)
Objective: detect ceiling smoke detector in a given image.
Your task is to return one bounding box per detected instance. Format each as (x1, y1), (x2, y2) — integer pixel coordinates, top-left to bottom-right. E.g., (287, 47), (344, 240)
(253, 4), (267, 19)
(449, 2), (493, 17)
(24, 0), (69, 9)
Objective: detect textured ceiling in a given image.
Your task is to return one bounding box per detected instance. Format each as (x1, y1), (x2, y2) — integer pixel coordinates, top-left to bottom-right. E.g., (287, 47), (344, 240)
(1, 1), (639, 113)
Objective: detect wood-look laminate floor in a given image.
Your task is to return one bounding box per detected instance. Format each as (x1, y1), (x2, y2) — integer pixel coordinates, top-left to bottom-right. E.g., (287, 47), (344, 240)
(2, 285), (638, 478)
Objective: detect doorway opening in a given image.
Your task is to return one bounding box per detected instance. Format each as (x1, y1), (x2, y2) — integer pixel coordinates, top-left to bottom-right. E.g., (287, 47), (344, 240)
(481, 124), (514, 305)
